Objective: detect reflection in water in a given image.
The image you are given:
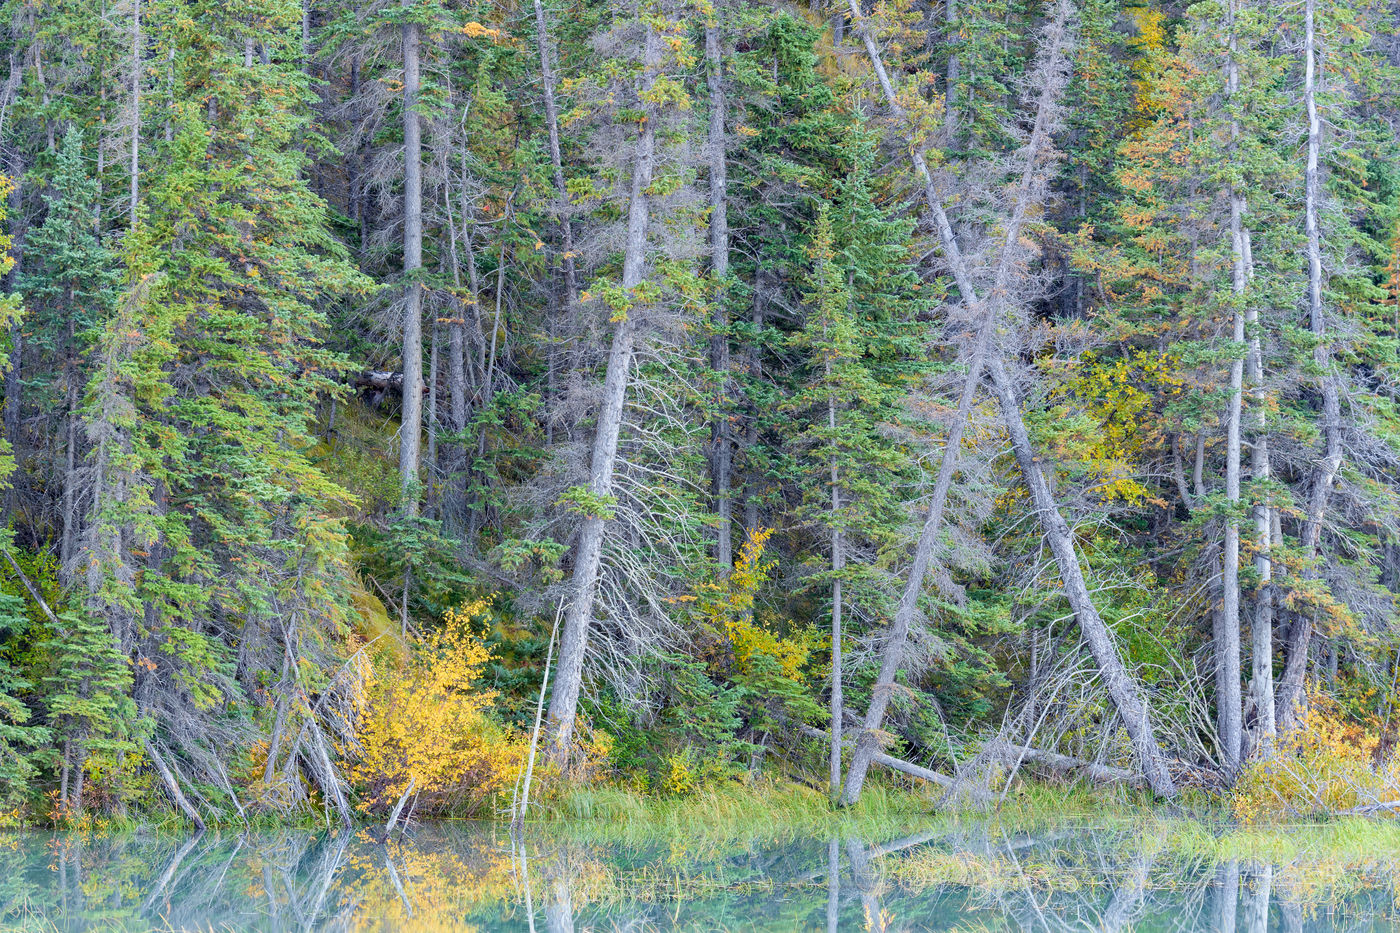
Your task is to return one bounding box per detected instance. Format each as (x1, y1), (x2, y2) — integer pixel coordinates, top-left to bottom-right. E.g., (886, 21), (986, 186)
(3, 822), (1398, 930)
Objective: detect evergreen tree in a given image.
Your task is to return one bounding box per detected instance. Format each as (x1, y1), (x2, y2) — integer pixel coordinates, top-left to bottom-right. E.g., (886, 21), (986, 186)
(76, 0), (370, 813)
(19, 128), (117, 573)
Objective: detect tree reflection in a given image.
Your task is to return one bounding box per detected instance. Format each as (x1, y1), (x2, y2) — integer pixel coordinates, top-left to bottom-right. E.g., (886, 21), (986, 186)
(4, 820), (1395, 931)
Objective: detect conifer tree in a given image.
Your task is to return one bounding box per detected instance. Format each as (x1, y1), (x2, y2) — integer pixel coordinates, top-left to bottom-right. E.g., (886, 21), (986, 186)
(76, 0), (369, 815)
(19, 129), (116, 574)
(0, 176), (45, 811)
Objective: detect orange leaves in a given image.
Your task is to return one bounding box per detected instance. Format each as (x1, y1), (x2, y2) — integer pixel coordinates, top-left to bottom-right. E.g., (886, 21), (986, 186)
(1233, 694), (1400, 822)
(462, 21), (502, 41)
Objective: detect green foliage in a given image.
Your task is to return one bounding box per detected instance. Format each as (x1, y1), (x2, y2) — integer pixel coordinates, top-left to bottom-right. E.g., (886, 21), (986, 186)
(0, 592), (47, 813)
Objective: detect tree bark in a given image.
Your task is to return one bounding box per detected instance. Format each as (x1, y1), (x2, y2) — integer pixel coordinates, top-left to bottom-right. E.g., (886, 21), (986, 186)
(986, 354), (1177, 797)
(128, 0), (141, 227)
(59, 315), (80, 577)
(1246, 277), (1274, 754)
(1218, 0), (1246, 775)
(706, 20), (733, 571)
(532, 0), (580, 418)
(143, 739), (205, 829)
(841, 0), (1139, 803)
(1277, 0), (1342, 733)
(546, 26), (660, 765)
(398, 7), (424, 514)
(828, 389), (843, 800)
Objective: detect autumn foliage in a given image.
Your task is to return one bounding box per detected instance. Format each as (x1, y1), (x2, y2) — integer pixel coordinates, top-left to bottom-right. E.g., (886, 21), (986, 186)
(346, 600), (524, 817)
(1233, 695), (1400, 823)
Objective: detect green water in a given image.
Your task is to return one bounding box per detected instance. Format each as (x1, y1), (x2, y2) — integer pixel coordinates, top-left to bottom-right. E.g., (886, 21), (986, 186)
(3, 821), (1398, 930)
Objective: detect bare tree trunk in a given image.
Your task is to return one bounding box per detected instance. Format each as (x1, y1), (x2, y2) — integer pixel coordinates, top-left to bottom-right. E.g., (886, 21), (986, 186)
(442, 163), (471, 532)
(1218, 1), (1246, 775)
(128, 0), (140, 227)
(706, 20), (733, 571)
(743, 274), (766, 538)
(398, 6), (423, 514)
(840, 0), (1158, 802)
(59, 316), (80, 577)
(1247, 283), (1274, 754)
(143, 739), (205, 829)
(987, 354), (1177, 797)
(828, 391), (843, 800)
(944, 0), (960, 141)
(1277, 0), (1341, 733)
(532, 0), (580, 424)
(546, 27), (660, 765)
(427, 322), (439, 517)
(349, 56), (364, 247)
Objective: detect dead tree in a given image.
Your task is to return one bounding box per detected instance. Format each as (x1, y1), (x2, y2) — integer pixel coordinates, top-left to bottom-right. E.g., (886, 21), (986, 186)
(840, 0), (1177, 801)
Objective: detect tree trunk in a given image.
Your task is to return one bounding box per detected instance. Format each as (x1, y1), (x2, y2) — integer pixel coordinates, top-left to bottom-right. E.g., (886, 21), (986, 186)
(1277, 0), (1341, 733)
(828, 391), (843, 800)
(1246, 281), (1274, 754)
(987, 354), (1177, 797)
(840, 0), (1104, 804)
(426, 321), (439, 517)
(398, 8), (424, 514)
(1218, 3), (1245, 775)
(59, 315), (80, 577)
(706, 21), (733, 571)
(546, 26), (660, 765)
(532, 0), (580, 421)
(128, 0), (140, 227)
(143, 739), (205, 829)
(743, 273), (766, 538)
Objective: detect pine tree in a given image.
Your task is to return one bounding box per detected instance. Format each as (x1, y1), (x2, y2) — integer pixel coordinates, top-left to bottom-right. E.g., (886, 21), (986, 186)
(19, 128), (117, 574)
(75, 0), (370, 814)
(0, 173), (45, 811)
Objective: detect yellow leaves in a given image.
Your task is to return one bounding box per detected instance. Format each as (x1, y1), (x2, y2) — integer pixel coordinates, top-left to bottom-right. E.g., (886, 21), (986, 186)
(345, 600), (524, 816)
(687, 528), (815, 683)
(1233, 693), (1400, 823)
(462, 21), (503, 41)
(1044, 349), (1183, 505)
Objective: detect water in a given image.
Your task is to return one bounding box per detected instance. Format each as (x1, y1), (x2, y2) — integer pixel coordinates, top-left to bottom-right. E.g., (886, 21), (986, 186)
(3, 821), (1398, 930)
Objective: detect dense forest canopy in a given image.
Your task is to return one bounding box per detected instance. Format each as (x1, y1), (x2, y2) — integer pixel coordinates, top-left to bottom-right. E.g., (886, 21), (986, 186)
(0, 0), (1396, 824)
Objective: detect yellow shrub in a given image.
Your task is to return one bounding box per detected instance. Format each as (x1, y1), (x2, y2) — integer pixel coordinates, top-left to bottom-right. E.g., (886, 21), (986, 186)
(346, 600), (524, 816)
(664, 749), (698, 796)
(1234, 695), (1400, 822)
(693, 528), (814, 680)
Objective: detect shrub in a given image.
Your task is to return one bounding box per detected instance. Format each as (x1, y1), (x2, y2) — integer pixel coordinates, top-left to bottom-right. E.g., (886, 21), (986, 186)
(1233, 694), (1400, 822)
(346, 600), (524, 817)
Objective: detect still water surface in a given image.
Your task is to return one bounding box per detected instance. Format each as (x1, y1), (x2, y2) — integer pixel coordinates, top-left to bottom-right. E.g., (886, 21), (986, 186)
(3, 821), (1397, 930)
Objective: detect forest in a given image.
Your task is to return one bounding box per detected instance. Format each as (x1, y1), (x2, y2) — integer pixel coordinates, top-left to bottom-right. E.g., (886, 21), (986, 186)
(0, 0), (1395, 830)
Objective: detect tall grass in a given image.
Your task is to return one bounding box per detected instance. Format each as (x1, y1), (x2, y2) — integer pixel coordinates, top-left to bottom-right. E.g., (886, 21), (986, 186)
(535, 778), (943, 854)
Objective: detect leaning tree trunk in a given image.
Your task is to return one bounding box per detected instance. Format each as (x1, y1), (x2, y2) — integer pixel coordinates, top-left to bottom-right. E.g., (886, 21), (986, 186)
(1277, 0), (1342, 733)
(546, 26), (661, 765)
(987, 354), (1177, 797)
(840, 0), (1176, 801)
